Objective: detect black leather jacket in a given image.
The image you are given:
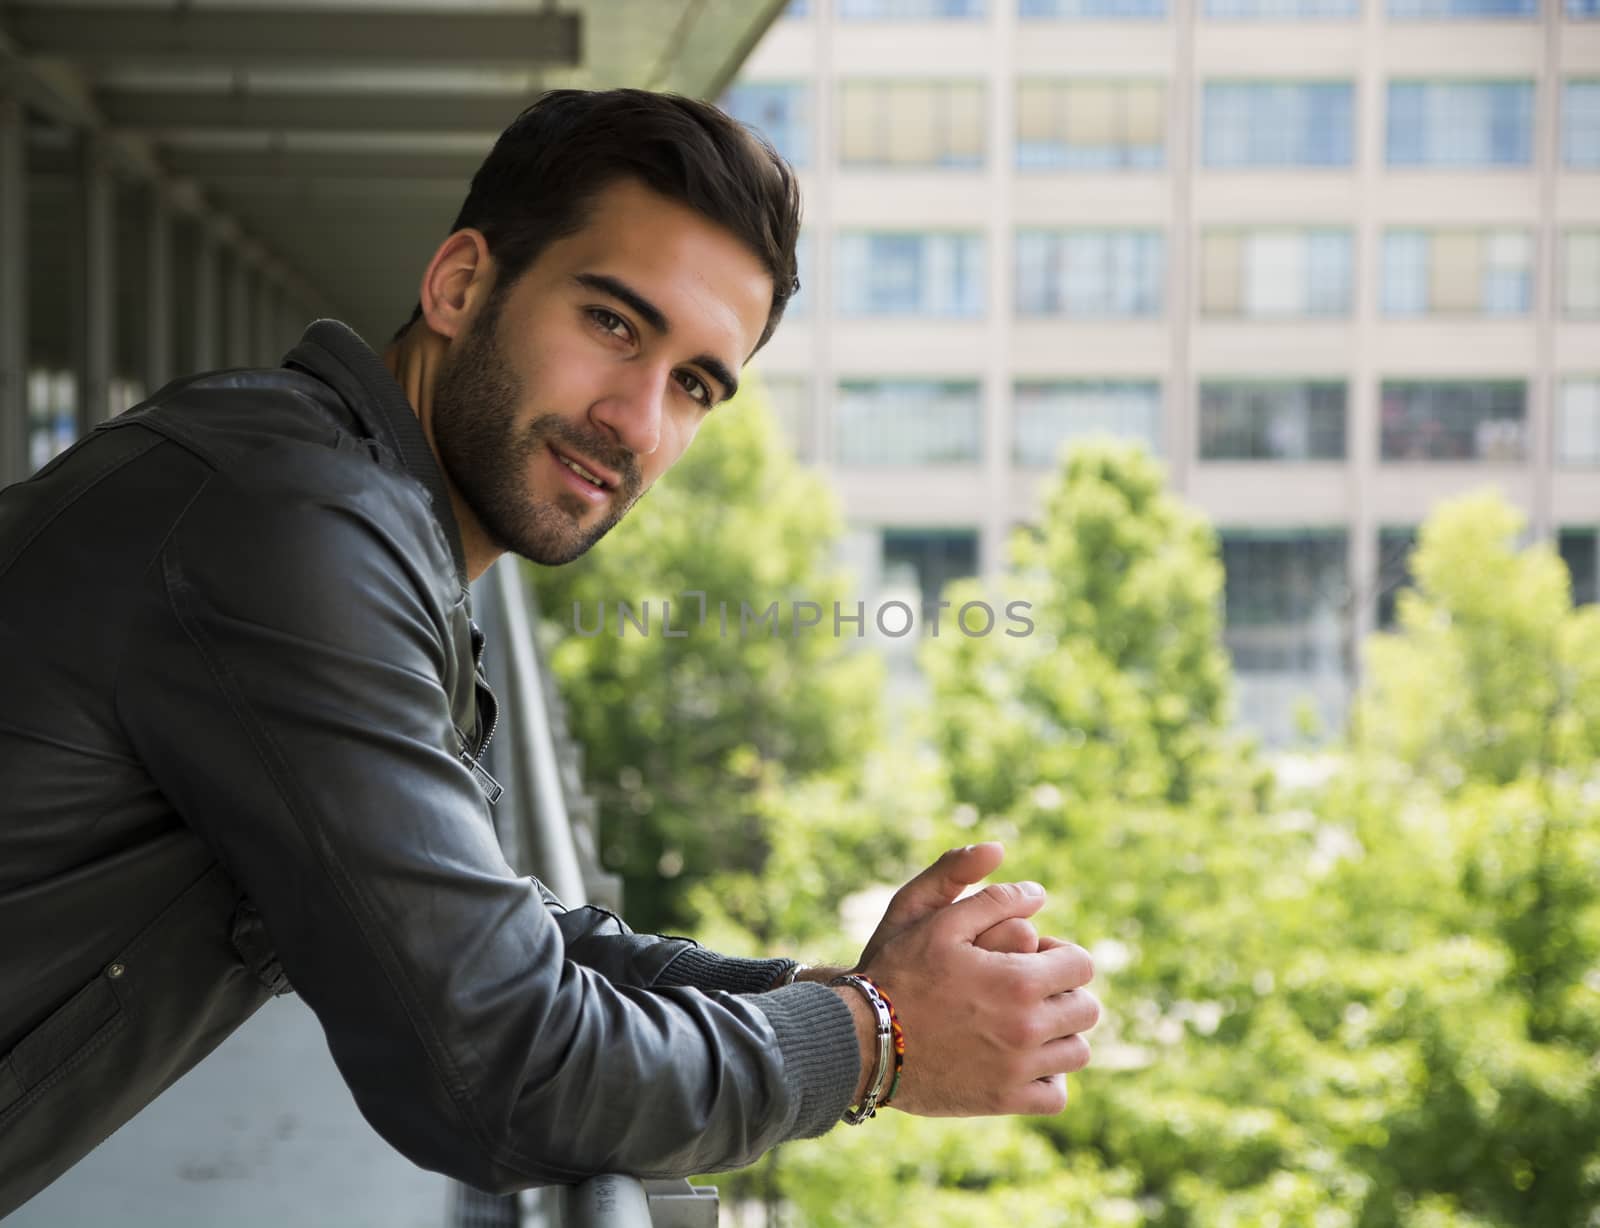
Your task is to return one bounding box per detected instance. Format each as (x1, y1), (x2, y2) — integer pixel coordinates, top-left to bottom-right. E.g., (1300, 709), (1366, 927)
(0, 321), (856, 1217)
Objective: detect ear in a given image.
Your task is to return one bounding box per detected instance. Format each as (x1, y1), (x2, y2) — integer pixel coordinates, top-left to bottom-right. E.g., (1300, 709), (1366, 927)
(418, 229), (495, 341)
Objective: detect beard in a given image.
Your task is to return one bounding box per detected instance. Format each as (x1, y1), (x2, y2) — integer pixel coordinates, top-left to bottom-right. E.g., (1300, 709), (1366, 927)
(430, 298), (644, 566)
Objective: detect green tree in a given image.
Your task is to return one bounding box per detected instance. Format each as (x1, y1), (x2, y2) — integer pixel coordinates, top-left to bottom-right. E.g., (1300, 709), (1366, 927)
(530, 380), (882, 931)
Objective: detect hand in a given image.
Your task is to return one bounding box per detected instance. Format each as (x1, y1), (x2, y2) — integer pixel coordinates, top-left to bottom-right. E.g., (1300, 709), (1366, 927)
(848, 847), (1099, 1118)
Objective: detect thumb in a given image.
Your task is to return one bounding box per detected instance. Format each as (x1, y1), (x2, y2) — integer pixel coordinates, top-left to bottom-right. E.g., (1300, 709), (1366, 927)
(942, 879), (1047, 942)
(881, 842), (1006, 929)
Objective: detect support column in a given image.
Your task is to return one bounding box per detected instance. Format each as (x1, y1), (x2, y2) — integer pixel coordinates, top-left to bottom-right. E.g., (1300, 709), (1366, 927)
(193, 224), (218, 371)
(144, 186), (172, 394)
(0, 95), (27, 485)
(226, 249), (251, 368)
(80, 139), (115, 431)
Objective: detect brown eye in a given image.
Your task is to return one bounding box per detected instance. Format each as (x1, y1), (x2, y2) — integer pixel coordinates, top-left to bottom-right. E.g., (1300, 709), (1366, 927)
(677, 371), (713, 408)
(589, 308), (631, 341)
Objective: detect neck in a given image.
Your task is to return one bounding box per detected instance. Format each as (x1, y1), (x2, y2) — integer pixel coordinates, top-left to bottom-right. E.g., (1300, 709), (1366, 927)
(382, 324), (502, 582)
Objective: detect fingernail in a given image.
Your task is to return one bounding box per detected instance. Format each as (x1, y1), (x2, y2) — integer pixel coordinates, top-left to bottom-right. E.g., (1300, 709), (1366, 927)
(962, 844), (975, 853)
(1019, 881), (1045, 897)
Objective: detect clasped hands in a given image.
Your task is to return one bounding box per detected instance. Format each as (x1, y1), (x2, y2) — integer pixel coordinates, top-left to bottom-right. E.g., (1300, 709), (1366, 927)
(825, 841), (1099, 1118)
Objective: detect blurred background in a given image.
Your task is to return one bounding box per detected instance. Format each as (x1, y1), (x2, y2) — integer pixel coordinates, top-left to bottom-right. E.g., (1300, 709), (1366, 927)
(2, 0), (1598, 1225)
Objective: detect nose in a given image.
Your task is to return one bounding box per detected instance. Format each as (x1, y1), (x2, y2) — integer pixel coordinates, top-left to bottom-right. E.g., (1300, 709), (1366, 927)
(589, 362), (664, 458)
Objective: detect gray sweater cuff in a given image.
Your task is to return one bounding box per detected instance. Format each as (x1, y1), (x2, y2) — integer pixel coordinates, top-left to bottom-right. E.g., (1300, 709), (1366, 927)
(749, 981), (858, 1140)
(653, 945), (795, 994)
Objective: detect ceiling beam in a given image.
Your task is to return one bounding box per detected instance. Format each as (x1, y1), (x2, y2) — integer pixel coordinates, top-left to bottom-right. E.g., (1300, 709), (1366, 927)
(161, 147), (483, 182)
(100, 88), (532, 134)
(3, 6), (582, 69)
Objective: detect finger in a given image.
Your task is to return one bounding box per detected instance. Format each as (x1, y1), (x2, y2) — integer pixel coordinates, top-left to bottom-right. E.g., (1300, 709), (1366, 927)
(974, 917), (1039, 955)
(940, 879), (1047, 942)
(882, 842), (1005, 928)
(1038, 987), (1101, 1038)
(1030, 1034), (1092, 1078)
(1018, 939), (1094, 995)
(1001, 1072), (1069, 1116)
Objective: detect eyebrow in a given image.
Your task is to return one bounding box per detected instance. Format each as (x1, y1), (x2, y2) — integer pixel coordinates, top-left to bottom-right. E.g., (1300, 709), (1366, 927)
(572, 272), (740, 403)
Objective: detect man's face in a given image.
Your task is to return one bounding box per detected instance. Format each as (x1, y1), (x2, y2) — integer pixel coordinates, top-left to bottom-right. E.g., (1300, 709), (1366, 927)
(430, 178), (774, 567)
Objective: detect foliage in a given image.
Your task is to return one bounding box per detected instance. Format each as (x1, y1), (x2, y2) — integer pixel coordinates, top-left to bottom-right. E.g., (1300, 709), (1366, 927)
(540, 420), (1600, 1224)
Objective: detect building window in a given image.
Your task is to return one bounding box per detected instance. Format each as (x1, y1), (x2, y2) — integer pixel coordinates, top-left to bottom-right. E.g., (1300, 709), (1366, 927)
(839, 81), (985, 168)
(837, 232), (986, 316)
(1206, 0), (1358, 16)
(835, 380), (983, 464)
(1380, 380), (1527, 461)
(1567, 82), (1600, 167)
(1560, 529), (1599, 605)
(1558, 378), (1600, 464)
(1564, 231), (1600, 315)
(789, 232), (813, 317)
(1015, 80), (1164, 169)
(1199, 381), (1346, 460)
(1013, 381), (1161, 466)
(27, 369), (79, 473)
(1376, 527), (1420, 629)
(1020, 0), (1167, 15)
(1219, 530), (1349, 672)
(1570, 0), (1600, 14)
(721, 83), (810, 168)
(1387, 81), (1535, 166)
(783, 0), (811, 15)
(1200, 229), (1352, 318)
(1202, 82), (1354, 167)
(881, 529), (980, 616)
(840, 0), (986, 16)
(1015, 230), (1164, 317)
(761, 374), (813, 459)
(1381, 229), (1534, 316)
(1389, 0), (1534, 15)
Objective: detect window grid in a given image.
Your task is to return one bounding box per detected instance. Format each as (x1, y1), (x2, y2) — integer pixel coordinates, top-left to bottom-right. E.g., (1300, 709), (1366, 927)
(1567, 82), (1600, 167)
(1012, 381), (1162, 466)
(1015, 80), (1165, 170)
(1380, 380), (1527, 461)
(1558, 378), (1600, 465)
(840, 0), (986, 16)
(835, 380), (983, 465)
(1206, 0), (1358, 16)
(1220, 531), (1350, 671)
(839, 80), (986, 169)
(1381, 229), (1534, 316)
(1387, 80), (1536, 166)
(1389, 0), (1535, 15)
(1559, 529), (1599, 606)
(721, 82), (811, 168)
(1020, 0), (1167, 15)
(837, 232), (986, 317)
(1015, 229), (1164, 317)
(1376, 527), (1420, 629)
(1203, 82), (1355, 167)
(1200, 229), (1353, 318)
(1565, 231), (1600, 315)
(1199, 381), (1347, 460)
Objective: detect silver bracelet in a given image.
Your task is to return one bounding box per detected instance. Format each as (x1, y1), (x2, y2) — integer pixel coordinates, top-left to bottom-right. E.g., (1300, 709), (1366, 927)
(830, 974), (893, 1124)
(778, 962), (808, 987)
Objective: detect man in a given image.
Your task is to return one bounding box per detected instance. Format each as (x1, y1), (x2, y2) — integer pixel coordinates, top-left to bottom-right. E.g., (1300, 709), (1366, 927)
(0, 90), (1098, 1215)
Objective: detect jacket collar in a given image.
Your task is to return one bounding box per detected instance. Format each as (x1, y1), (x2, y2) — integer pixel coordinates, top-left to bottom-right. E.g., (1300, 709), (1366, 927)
(283, 319), (468, 590)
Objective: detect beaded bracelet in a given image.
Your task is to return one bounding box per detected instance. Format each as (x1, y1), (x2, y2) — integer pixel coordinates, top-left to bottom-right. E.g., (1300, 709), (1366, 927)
(830, 973), (903, 1123)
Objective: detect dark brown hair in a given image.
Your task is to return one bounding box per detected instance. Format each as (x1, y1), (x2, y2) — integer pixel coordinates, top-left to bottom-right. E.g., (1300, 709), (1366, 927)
(397, 88), (802, 351)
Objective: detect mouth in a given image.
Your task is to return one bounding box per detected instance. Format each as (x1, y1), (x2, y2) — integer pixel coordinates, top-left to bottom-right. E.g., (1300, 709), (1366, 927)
(548, 444), (619, 502)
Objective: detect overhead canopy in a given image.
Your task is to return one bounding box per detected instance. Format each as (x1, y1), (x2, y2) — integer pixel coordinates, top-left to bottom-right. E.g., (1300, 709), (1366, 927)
(1, 0), (788, 342)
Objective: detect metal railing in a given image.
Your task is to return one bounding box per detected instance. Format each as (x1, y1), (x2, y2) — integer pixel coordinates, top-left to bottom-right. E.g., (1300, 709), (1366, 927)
(459, 560), (717, 1228)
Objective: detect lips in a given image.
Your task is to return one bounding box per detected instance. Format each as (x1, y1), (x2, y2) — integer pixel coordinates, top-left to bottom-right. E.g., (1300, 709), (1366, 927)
(548, 444), (618, 492)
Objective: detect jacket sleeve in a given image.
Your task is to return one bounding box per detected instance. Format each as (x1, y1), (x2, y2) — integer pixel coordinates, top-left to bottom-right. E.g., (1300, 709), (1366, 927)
(536, 886), (798, 995)
(112, 455), (857, 1189)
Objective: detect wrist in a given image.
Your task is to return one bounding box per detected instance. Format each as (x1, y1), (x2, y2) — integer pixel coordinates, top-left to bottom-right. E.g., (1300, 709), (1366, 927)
(832, 981), (878, 1106)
